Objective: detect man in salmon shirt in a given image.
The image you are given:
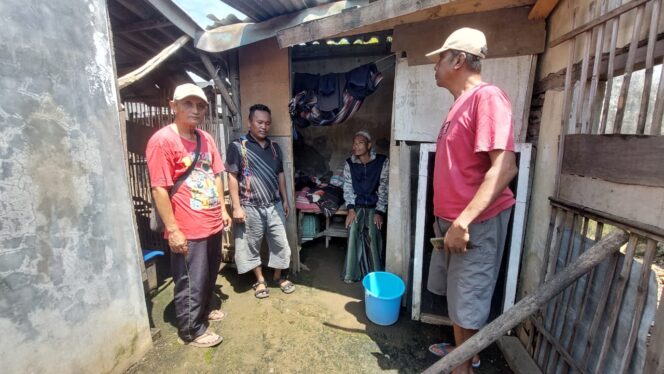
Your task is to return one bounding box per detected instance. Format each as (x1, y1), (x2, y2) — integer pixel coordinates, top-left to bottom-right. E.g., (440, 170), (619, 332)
(146, 83), (231, 348)
(424, 28), (518, 373)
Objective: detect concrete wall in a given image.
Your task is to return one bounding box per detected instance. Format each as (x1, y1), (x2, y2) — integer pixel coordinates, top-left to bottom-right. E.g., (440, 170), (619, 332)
(0, 1), (152, 373)
(521, 0), (664, 296)
(291, 55), (394, 177)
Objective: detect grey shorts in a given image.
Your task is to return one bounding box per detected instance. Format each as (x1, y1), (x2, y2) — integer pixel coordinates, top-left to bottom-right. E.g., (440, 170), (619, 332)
(234, 204), (291, 274)
(427, 208), (512, 329)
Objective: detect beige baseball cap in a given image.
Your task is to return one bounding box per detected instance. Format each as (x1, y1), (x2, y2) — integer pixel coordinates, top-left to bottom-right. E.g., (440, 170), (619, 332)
(173, 83), (208, 103)
(425, 27), (487, 63)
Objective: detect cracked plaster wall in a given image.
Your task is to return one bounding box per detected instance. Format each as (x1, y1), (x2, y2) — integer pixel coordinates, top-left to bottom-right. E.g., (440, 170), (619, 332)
(0, 1), (152, 373)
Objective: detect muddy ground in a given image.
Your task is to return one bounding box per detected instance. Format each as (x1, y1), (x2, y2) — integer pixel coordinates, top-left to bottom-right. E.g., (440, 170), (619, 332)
(127, 240), (513, 373)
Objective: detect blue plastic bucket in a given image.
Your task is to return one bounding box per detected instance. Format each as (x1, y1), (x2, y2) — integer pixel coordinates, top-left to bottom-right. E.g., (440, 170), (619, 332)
(362, 271), (405, 326)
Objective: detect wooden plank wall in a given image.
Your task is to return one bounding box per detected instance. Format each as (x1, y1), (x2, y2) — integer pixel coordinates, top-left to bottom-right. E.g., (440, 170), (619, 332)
(392, 7), (546, 66)
(526, 199), (661, 373)
(239, 37), (291, 136)
(523, 0), (664, 371)
(238, 38), (299, 271)
(392, 55), (537, 143)
(561, 134), (664, 187)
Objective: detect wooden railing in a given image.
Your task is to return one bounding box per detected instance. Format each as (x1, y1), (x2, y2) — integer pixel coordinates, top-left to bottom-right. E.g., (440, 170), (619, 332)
(423, 198), (663, 373)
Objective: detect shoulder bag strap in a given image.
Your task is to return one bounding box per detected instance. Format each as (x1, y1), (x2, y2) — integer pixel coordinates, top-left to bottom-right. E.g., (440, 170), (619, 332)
(169, 131), (202, 198)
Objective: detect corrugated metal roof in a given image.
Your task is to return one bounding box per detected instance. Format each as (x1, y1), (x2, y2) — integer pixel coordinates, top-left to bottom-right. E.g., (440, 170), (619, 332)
(220, 0), (337, 22)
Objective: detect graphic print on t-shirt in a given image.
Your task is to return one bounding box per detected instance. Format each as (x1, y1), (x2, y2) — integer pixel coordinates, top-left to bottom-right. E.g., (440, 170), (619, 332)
(185, 151), (220, 210)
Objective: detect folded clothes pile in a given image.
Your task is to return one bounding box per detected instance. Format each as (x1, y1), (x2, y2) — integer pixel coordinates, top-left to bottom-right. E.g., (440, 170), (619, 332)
(295, 185), (345, 217)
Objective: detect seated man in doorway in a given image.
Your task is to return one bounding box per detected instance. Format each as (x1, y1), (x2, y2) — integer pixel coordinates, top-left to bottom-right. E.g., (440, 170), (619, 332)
(342, 130), (389, 283)
(146, 83), (231, 348)
(225, 104), (295, 299)
(424, 28), (518, 373)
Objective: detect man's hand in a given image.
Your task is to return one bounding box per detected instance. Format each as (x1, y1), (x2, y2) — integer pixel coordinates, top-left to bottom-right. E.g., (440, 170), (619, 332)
(345, 209), (357, 228)
(168, 229), (188, 255)
(444, 221), (470, 254)
(221, 209), (231, 228)
(233, 206), (246, 224)
(373, 213), (384, 230)
(282, 201), (290, 218)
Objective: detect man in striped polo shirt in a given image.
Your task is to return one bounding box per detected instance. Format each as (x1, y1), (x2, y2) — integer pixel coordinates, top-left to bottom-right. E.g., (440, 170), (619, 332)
(225, 104), (295, 299)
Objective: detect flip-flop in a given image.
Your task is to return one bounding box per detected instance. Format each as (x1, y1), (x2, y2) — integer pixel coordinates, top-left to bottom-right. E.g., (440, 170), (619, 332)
(274, 277), (295, 294)
(252, 280), (270, 299)
(429, 343), (480, 368)
(428, 342), (451, 357)
(207, 309), (227, 322)
(179, 331), (223, 348)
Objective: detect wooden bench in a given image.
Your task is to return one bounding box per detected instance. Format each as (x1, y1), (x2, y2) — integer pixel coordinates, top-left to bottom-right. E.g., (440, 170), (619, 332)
(297, 208), (348, 248)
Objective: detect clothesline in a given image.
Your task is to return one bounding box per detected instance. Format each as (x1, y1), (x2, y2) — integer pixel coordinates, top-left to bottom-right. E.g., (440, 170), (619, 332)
(290, 53), (396, 77)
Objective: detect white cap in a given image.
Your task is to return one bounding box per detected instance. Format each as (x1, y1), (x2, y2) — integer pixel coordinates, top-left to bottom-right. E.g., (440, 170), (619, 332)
(173, 83), (208, 103)
(425, 27), (488, 63)
(354, 130), (372, 142)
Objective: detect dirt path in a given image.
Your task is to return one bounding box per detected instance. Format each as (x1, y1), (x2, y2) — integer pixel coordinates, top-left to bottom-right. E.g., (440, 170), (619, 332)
(128, 241), (512, 373)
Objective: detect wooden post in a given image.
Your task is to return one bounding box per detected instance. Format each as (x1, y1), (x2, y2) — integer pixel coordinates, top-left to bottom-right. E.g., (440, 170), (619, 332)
(421, 230), (628, 374)
(612, 5), (645, 134)
(574, 9), (592, 134)
(598, 10), (620, 134)
(585, 0), (608, 133)
(545, 214), (581, 371)
(593, 234), (638, 373)
(643, 290), (664, 373)
(618, 239), (657, 373)
(636, 0), (661, 134)
(199, 53), (239, 117)
(554, 10), (577, 197)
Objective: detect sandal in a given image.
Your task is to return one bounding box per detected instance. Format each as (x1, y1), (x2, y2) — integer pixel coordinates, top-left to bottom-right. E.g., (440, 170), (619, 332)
(180, 331), (223, 348)
(428, 342), (452, 357)
(252, 280), (270, 299)
(428, 343), (480, 368)
(274, 277), (296, 294)
(207, 309), (227, 322)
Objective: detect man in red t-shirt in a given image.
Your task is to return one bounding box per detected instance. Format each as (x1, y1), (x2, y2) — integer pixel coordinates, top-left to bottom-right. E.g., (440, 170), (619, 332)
(146, 83), (231, 348)
(424, 28), (519, 373)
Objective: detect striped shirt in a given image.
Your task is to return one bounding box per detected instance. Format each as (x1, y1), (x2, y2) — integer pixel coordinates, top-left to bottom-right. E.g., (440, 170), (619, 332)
(225, 134), (284, 207)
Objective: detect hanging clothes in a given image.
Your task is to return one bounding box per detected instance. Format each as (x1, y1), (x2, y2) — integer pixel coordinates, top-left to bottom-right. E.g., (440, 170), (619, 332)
(289, 62), (383, 128)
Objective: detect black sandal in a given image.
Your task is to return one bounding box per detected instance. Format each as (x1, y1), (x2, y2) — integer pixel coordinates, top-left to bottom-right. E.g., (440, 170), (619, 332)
(274, 277), (296, 294)
(252, 280), (270, 299)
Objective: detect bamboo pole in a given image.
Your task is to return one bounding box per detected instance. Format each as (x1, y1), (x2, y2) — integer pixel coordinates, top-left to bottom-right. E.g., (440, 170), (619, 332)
(528, 207), (559, 354)
(586, 0), (608, 133)
(548, 0), (649, 47)
(612, 5), (645, 134)
(543, 214), (579, 371)
(636, 0), (661, 134)
(618, 239), (657, 373)
(652, 63), (664, 135)
(560, 218), (594, 374)
(575, 13), (593, 134)
(536, 209), (568, 363)
(593, 234), (639, 373)
(118, 35), (191, 90)
(643, 292), (664, 373)
(531, 319), (587, 373)
(598, 8), (620, 134)
(554, 10), (577, 197)
(550, 215), (587, 372)
(421, 230), (629, 374)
